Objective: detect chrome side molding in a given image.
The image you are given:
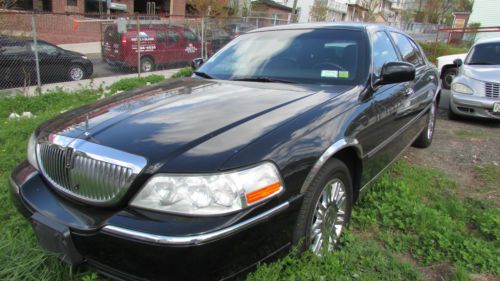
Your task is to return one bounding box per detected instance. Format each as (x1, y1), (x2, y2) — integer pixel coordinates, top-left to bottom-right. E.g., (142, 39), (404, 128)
(102, 201), (290, 245)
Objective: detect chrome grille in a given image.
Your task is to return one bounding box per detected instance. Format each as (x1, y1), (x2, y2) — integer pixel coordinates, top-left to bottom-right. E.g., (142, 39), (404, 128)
(485, 82), (500, 99)
(38, 142), (140, 205)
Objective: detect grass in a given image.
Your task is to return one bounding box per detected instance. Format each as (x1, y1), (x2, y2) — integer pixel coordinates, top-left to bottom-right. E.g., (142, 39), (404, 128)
(0, 70), (499, 280)
(475, 164), (500, 193)
(453, 129), (491, 138)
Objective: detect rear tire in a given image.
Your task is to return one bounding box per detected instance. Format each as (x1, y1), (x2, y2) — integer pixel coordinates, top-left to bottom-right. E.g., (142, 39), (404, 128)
(413, 99), (437, 148)
(293, 159), (353, 255)
(442, 67), (457, 90)
(140, 57), (155, 73)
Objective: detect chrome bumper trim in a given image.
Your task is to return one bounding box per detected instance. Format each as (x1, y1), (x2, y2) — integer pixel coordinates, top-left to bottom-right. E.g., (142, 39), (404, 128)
(451, 92), (499, 108)
(102, 201), (289, 245)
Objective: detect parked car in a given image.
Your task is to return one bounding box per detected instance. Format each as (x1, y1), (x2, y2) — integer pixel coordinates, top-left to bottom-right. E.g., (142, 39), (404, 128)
(449, 37), (500, 120)
(206, 28), (232, 53)
(226, 22), (256, 38)
(436, 40), (500, 91)
(103, 24), (203, 72)
(437, 53), (467, 89)
(0, 37), (93, 87)
(11, 23), (440, 280)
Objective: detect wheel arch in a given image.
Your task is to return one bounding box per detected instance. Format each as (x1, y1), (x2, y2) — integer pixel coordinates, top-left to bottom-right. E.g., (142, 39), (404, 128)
(439, 64), (456, 79)
(300, 138), (363, 201)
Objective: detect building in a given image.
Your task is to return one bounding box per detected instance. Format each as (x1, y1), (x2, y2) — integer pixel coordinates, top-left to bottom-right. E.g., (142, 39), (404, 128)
(6, 0), (187, 17)
(251, 0), (295, 22)
(467, 0), (500, 41)
(275, 0), (348, 23)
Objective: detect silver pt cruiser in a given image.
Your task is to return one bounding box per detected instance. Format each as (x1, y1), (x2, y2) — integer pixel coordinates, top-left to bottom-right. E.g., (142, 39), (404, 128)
(449, 37), (500, 120)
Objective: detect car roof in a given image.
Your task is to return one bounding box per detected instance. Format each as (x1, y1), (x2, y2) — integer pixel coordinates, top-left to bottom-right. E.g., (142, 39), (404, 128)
(474, 36), (500, 45)
(247, 22), (399, 33)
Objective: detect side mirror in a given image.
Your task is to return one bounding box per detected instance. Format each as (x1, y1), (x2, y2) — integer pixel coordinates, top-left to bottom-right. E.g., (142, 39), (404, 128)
(453, 58), (463, 67)
(376, 61), (416, 86)
(191, 58), (204, 70)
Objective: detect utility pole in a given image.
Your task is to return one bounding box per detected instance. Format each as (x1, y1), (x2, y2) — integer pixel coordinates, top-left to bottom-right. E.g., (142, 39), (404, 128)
(292, 0), (299, 21)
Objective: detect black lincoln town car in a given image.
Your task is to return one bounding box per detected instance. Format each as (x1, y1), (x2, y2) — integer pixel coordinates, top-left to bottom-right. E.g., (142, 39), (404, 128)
(10, 23), (440, 280)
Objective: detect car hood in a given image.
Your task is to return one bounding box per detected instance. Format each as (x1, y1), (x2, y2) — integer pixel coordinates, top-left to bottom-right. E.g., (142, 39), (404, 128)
(462, 64), (500, 83)
(37, 78), (350, 172)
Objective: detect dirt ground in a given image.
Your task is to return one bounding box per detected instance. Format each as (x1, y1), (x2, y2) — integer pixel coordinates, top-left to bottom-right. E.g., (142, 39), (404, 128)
(405, 108), (500, 206)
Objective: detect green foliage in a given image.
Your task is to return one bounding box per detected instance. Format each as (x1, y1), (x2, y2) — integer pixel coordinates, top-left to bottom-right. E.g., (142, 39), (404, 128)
(171, 66), (193, 79)
(354, 161), (500, 275)
(248, 233), (423, 281)
(107, 74), (165, 94)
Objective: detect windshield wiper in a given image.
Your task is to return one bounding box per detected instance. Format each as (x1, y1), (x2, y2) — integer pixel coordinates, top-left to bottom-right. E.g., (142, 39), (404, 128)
(193, 71), (214, 79)
(232, 76), (297, 84)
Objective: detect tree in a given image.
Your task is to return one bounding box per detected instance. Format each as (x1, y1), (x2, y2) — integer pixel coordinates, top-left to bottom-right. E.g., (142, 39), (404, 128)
(362, 0), (382, 21)
(309, 0), (328, 22)
(187, 0), (230, 16)
(0, 0), (17, 9)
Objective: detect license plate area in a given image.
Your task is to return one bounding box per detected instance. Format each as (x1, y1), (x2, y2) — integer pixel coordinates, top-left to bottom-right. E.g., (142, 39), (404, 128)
(31, 213), (83, 266)
(493, 102), (500, 113)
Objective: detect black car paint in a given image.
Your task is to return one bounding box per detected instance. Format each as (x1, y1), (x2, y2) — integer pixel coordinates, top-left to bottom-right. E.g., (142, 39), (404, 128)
(10, 24), (439, 280)
(0, 39), (93, 85)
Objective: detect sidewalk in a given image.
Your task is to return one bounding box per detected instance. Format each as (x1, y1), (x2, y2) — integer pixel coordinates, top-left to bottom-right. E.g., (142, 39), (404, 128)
(58, 42), (101, 54)
(2, 68), (182, 96)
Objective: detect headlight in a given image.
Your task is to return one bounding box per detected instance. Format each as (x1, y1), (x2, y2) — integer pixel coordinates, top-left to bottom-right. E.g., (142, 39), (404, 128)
(130, 162), (283, 215)
(27, 132), (39, 170)
(451, 83), (474, 95)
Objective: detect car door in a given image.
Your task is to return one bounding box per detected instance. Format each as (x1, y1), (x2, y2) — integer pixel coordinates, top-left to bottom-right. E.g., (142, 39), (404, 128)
(389, 32), (438, 137)
(164, 29), (183, 64)
(0, 41), (33, 87)
(33, 41), (63, 81)
(357, 30), (412, 184)
(181, 29), (200, 62)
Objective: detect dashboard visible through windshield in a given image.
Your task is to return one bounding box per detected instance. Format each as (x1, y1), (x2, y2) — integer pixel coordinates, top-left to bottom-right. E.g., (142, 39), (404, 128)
(197, 29), (369, 85)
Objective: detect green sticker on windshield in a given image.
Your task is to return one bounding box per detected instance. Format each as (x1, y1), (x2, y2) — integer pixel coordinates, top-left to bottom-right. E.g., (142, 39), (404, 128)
(339, 71), (349, 78)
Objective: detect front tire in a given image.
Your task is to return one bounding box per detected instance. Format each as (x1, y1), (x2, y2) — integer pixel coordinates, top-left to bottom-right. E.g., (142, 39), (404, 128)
(442, 67), (458, 90)
(68, 64), (85, 81)
(413, 99), (437, 148)
(293, 159), (353, 255)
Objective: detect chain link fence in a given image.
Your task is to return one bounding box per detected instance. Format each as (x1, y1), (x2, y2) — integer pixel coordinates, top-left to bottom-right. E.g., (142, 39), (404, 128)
(1, 10), (458, 94)
(0, 11), (294, 94)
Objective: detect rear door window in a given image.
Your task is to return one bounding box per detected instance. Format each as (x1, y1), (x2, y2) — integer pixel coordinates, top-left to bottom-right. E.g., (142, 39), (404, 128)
(156, 31), (167, 43)
(183, 30), (197, 42)
(0, 42), (28, 55)
(168, 30), (179, 47)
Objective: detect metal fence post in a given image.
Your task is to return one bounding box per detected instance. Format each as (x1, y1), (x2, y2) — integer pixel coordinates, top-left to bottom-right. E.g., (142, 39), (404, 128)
(31, 15), (42, 94)
(136, 15), (141, 77)
(201, 17), (205, 60)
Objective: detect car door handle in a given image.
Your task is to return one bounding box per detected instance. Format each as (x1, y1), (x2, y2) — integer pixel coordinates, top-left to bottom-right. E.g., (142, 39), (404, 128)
(405, 88), (415, 96)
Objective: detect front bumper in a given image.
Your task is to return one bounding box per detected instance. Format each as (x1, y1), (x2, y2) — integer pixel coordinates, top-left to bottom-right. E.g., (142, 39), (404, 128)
(450, 91), (500, 119)
(10, 161), (300, 281)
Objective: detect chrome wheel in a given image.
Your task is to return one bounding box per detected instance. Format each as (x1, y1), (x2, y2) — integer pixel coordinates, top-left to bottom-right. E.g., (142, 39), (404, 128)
(69, 66), (84, 81)
(141, 59), (153, 72)
(427, 101), (436, 140)
(309, 178), (347, 255)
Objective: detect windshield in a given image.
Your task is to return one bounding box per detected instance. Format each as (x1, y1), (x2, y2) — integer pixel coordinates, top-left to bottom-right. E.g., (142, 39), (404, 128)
(197, 29), (369, 85)
(465, 42), (500, 65)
